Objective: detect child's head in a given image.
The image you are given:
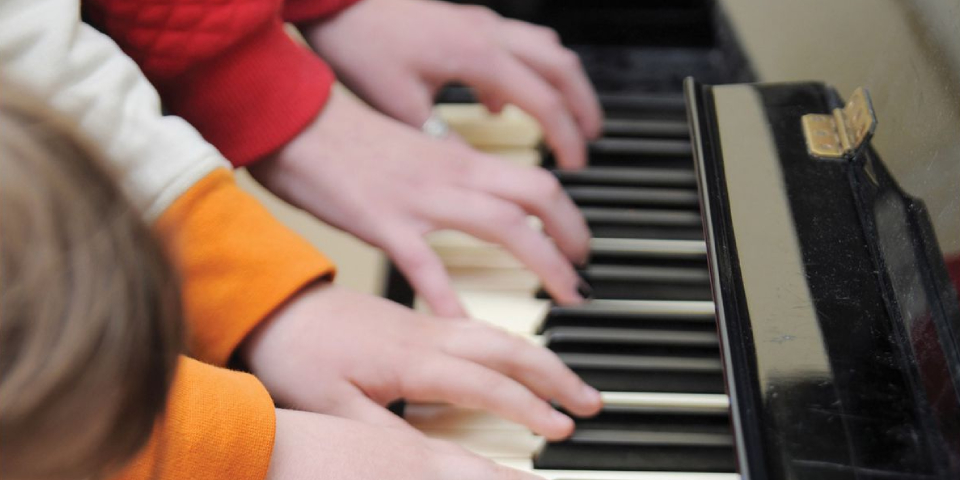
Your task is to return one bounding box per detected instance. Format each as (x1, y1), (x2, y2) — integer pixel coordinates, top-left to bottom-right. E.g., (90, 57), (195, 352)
(0, 97), (184, 479)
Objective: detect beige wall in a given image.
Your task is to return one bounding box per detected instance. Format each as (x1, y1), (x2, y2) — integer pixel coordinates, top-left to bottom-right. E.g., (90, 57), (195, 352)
(721, 0), (960, 254)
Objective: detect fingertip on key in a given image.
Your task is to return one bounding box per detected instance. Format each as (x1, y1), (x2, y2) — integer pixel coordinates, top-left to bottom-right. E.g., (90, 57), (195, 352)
(545, 409), (576, 441)
(579, 384), (603, 416)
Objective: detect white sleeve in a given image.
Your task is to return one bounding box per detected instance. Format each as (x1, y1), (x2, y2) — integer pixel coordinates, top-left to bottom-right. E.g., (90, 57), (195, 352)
(0, 0), (230, 220)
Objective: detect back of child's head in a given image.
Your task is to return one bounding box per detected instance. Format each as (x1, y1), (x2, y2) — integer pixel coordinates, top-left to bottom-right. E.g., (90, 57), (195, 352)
(0, 95), (184, 479)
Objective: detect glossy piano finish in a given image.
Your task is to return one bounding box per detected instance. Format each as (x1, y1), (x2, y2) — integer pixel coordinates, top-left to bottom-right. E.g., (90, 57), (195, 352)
(687, 80), (960, 479)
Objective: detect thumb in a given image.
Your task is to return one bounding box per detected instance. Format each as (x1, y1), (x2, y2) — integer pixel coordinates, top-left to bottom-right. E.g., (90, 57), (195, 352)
(361, 75), (436, 129)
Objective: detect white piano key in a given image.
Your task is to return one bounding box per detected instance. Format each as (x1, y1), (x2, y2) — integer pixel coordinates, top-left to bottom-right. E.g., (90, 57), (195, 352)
(591, 238), (707, 259)
(435, 104), (542, 149)
(460, 291), (551, 334)
(553, 299), (716, 319)
(497, 458), (740, 480)
(601, 391), (729, 413)
(406, 393), (729, 434)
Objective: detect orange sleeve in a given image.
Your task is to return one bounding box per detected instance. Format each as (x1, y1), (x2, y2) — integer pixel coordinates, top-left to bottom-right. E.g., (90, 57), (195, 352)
(155, 169), (336, 366)
(114, 357), (275, 480)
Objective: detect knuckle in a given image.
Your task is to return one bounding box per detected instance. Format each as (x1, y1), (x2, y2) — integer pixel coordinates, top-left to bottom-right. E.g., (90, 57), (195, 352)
(394, 245), (434, 274)
(476, 372), (511, 399)
(557, 49), (582, 70)
(530, 169), (564, 201)
(536, 26), (562, 44)
(495, 205), (529, 230)
(537, 92), (565, 117)
(463, 4), (500, 25)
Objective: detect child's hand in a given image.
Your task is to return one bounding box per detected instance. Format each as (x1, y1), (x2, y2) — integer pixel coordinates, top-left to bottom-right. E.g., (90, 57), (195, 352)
(242, 283), (602, 441)
(250, 89), (589, 318)
(299, 0), (603, 170)
(269, 409), (544, 480)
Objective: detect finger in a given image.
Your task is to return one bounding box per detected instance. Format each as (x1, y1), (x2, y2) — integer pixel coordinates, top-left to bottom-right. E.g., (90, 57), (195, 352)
(476, 89), (506, 114)
(323, 386), (419, 433)
(460, 52), (587, 169)
(501, 20), (603, 140)
(381, 228), (468, 318)
(441, 324), (602, 418)
(404, 354), (575, 440)
(465, 158), (590, 263)
(429, 189), (584, 306)
(355, 71), (437, 129)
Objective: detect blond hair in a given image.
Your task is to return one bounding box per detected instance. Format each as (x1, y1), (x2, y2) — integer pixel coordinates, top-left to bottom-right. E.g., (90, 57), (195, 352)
(0, 95), (183, 479)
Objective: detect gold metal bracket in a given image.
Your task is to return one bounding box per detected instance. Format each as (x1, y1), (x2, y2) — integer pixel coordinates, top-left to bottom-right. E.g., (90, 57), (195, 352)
(802, 87), (877, 159)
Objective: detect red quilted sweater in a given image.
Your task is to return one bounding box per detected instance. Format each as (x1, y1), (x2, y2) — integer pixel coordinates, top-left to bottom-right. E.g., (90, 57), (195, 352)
(84, 0), (360, 166)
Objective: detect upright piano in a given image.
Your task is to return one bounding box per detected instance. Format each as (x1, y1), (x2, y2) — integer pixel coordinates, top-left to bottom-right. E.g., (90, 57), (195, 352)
(383, 1), (960, 478)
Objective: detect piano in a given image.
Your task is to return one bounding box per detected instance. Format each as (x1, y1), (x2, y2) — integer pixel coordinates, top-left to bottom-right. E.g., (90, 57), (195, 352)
(380, 1), (960, 479)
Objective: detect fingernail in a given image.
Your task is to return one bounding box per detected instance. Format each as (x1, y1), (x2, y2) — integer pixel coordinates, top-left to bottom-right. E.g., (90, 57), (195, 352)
(577, 278), (594, 300)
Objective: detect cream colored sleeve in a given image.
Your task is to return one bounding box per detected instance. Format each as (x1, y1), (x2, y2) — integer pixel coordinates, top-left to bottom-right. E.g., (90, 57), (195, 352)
(0, 0), (229, 220)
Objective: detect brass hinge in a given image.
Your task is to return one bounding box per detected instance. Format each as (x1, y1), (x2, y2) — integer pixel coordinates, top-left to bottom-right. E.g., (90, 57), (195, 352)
(802, 87), (877, 159)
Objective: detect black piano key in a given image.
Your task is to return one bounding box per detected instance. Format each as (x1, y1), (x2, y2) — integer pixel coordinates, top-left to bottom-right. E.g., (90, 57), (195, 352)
(545, 327), (719, 364)
(536, 264), (712, 301)
(535, 427), (735, 472)
(582, 208), (702, 226)
(544, 326), (719, 351)
(583, 207), (704, 240)
(589, 222), (704, 241)
(538, 300), (716, 333)
(584, 264), (712, 301)
(590, 138), (692, 157)
(599, 92), (687, 119)
(603, 118), (690, 138)
(557, 352), (725, 393)
(584, 139), (694, 169)
(567, 186), (700, 209)
(588, 238), (708, 268)
(572, 408), (730, 433)
(545, 328), (721, 391)
(554, 166), (697, 188)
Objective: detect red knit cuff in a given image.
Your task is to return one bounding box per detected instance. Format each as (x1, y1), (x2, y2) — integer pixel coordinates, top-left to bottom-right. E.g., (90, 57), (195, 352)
(946, 254), (960, 299)
(160, 20), (334, 167)
(284, 0), (363, 24)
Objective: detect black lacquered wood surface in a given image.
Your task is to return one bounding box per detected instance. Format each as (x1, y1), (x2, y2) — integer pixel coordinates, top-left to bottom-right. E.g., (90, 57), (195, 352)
(688, 79), (960, 480)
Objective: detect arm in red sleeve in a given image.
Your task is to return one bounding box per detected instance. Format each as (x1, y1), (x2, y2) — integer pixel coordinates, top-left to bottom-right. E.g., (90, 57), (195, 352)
(83, 0), (341, 166)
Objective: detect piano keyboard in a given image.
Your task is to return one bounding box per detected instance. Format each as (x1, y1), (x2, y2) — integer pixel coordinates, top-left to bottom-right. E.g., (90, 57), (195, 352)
(407, 93), (739, 479)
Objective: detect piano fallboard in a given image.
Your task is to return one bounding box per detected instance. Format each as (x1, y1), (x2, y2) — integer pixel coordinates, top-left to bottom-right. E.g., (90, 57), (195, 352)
(687, 80), (960, 480)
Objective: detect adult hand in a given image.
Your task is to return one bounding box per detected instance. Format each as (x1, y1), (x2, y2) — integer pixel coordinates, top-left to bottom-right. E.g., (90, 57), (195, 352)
(299, 0), (603, 169)
(250, 89), (590, 317)
(243, 283), (603, 441)
(269, 409), (546, 480)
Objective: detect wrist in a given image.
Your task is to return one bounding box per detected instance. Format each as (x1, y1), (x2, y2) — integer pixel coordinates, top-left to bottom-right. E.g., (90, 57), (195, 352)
(239, 281), (334, 375)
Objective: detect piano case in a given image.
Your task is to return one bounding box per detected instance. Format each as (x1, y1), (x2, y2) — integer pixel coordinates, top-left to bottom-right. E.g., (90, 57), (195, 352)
(685, 79), (960, 479)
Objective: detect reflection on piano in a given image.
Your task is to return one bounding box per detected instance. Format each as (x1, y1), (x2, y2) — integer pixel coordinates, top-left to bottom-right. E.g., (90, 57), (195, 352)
(382, 1), (960, 479)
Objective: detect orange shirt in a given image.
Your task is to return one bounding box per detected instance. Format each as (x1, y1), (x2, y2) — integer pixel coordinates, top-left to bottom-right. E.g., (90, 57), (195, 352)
(115, 170), (335, 480)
